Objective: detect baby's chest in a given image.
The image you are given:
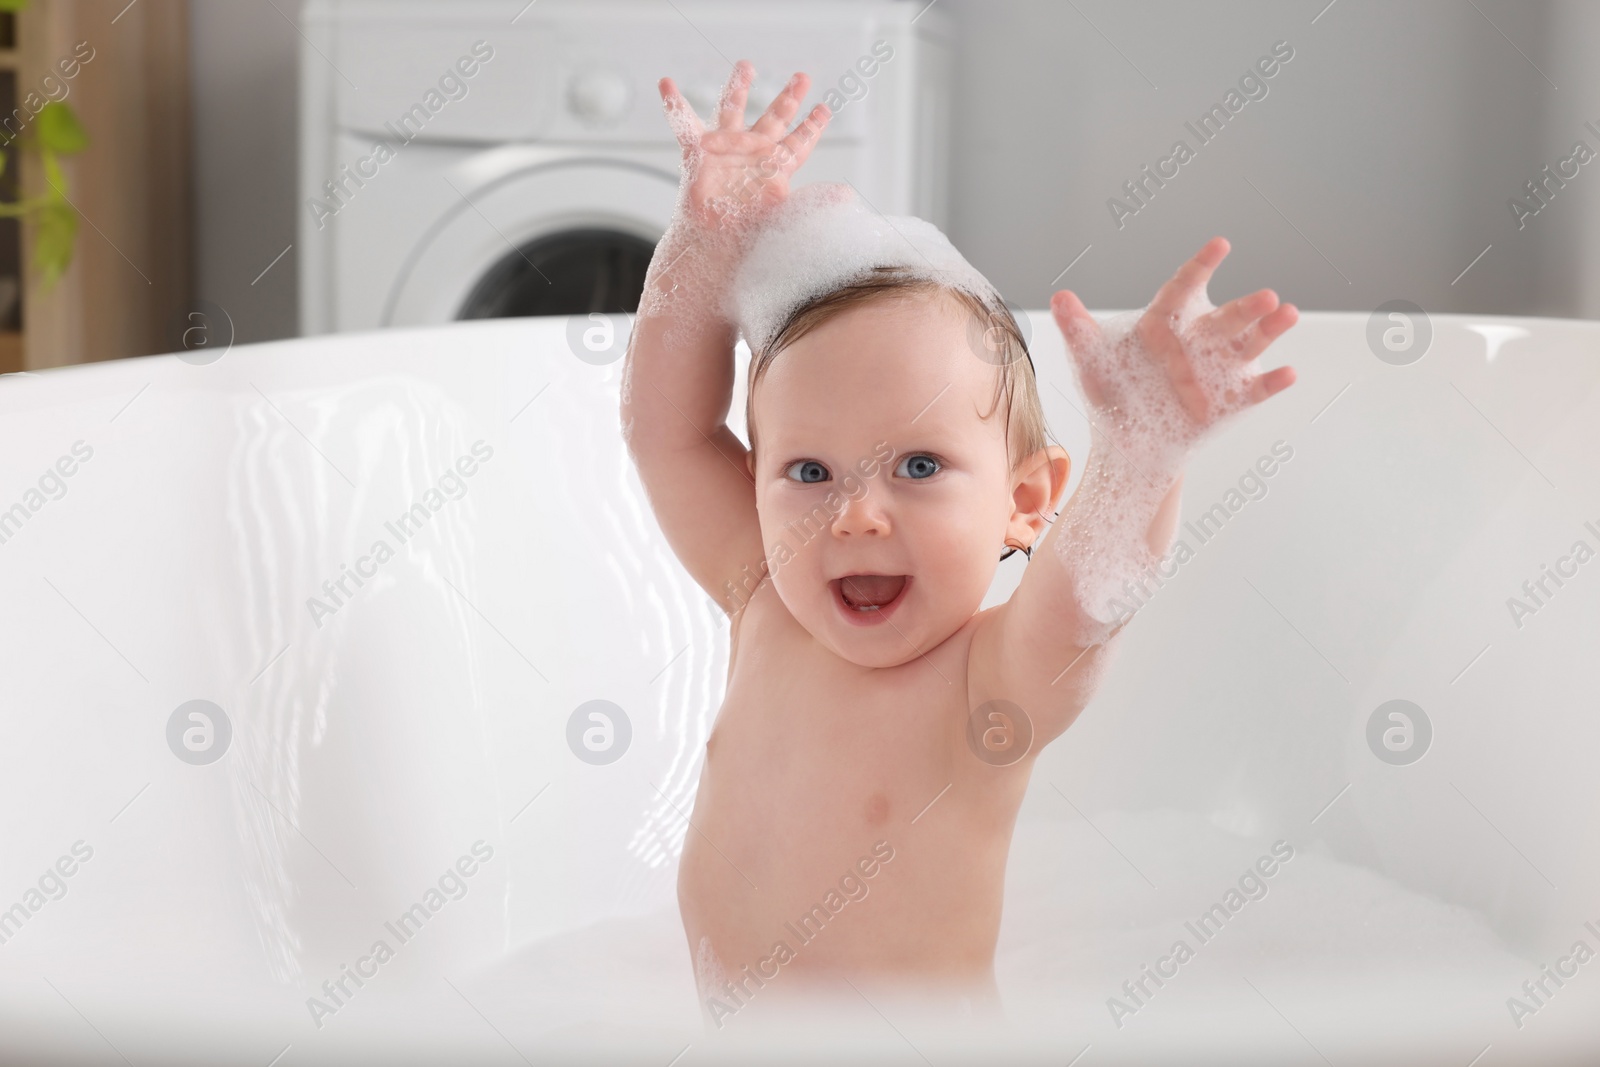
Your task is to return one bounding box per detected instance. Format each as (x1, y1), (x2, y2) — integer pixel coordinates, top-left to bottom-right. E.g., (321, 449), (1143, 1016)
(706, 660), (967, 832)
(703, 583), (992, 829)
(713, 682), (948, 781)
(702, 699), (950, 852)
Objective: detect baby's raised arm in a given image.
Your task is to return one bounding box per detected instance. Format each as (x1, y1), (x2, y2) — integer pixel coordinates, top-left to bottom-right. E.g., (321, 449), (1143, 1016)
(621, 62), (831, 613)
(973, 239), (1298, 746)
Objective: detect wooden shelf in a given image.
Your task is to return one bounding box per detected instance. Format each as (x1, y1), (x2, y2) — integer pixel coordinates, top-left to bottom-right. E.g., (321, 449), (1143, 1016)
(0, 330), (20, 373)
(17, 1), (190, 369)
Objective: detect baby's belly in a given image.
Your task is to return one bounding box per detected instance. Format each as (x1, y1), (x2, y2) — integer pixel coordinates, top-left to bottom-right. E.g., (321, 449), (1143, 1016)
(676, 709), (1015, 994)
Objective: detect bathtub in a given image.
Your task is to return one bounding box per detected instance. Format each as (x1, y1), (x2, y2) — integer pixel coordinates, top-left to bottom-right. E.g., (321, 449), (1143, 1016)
(0, 310), (1596, 1066)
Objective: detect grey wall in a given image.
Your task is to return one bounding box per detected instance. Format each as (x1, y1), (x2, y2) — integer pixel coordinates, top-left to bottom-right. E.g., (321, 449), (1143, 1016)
(1540, 0), (1600, 318)
(944, 0), (1576, 316)
(190, 0), (1592, 344)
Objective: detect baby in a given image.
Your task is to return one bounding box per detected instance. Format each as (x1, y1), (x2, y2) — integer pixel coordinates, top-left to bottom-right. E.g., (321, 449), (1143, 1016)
(620, 61), (1298, 1028)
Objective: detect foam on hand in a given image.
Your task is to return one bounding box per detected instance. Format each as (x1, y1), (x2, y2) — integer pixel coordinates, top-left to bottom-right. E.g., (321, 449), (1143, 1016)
(1051, 290), (1263, 647)
(636, 66), (1000, 360)
(726, 182), (999, 355)
(632, 72), (772, 348)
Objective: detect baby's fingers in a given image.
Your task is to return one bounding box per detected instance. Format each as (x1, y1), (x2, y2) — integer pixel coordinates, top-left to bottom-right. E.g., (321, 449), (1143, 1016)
(658, 77), (705, 146)
(1149, 236), (1229, 322)
(1051, 289), (1100, 352)
(749, 71), (810, 140)
(775, 102), (832, 174)
(715, 60), (755, 132)
(1247, 364), (1297, 405)
(1206, 288), (1278, 339)
(1235, 302), (1299, 360)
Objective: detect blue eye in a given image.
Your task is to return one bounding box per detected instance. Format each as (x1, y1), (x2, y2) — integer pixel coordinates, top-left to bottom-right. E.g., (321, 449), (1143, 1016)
(896, 453), (941, 479)
(784, 460), (830, 483)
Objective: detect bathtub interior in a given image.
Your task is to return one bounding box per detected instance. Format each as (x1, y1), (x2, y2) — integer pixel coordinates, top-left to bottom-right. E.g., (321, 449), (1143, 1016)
(0, 311), (1595, 1065)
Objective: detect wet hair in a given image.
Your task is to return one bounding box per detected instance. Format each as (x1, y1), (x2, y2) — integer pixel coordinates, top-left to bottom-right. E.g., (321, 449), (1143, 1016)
(744, 266), (1052, 477)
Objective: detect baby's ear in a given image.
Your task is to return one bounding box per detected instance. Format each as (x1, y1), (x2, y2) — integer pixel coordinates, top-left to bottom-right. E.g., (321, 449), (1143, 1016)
(1014, 445), (1070, 510)
(1009, 445), (1071, 545)
(1045, 445), (1071, 508)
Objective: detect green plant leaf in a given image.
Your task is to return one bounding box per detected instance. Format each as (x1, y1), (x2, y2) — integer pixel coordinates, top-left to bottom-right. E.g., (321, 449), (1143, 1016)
(41, 148), (64, 194)
(34, 202), (76, 289)
(0, 1), (30, 11)
(36, 103), (87, 155)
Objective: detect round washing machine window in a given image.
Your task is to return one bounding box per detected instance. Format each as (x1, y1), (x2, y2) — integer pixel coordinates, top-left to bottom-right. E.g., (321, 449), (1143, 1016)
(457, 228), (657, 319)
(380, 157), (678, 329)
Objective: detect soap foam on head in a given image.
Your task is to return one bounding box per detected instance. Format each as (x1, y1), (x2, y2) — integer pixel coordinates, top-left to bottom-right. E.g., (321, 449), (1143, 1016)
(726, 182), (1001, 356)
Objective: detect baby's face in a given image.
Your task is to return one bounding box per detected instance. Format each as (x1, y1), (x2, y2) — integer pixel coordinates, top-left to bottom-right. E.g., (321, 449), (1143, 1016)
(746, 291), (1028, 668)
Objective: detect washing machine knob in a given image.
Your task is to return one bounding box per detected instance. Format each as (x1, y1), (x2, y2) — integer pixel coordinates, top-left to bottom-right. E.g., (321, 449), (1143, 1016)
(567, 68), (632, 127)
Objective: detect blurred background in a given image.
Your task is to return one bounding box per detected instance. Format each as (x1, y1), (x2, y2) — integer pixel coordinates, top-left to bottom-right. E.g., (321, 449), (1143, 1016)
(5, 0), (1596, 372)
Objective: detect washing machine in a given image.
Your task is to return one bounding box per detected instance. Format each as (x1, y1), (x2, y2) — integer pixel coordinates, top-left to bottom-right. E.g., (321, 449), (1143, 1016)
(298, 0), (953, 335)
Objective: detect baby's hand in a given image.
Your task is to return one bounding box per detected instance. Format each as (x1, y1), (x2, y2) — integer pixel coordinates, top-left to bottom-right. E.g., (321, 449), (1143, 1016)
(1052, 237), (1297, 452)
(659, 61), (832, 237)
(1032, 239), (1299, 649)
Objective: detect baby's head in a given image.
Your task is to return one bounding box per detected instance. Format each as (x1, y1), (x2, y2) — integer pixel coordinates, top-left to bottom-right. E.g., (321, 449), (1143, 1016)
(732, 187), (1070, 668)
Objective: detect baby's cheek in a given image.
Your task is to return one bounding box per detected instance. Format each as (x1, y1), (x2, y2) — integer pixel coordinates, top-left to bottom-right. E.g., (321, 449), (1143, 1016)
(757, 500), (833, 583)
(920, 508), (998, 598)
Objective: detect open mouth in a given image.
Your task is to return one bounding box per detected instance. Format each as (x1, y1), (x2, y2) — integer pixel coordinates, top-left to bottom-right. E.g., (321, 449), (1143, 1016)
(832, 574), (910, 625)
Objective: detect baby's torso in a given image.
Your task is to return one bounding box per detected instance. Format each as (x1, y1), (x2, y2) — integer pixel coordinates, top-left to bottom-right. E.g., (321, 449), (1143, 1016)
(678, 577), (1032, 1015)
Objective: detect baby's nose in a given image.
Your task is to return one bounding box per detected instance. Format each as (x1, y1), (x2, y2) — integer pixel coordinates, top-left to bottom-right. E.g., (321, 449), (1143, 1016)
(832, 491), (891, 536)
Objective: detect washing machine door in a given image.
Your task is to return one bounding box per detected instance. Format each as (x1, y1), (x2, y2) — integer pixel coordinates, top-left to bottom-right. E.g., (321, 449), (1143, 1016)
(382, 156), (679, 328)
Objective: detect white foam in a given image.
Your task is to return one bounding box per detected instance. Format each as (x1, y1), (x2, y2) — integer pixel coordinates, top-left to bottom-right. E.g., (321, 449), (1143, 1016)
(1051, 290), (1265, 646)
(631, 66), (787, 359)
(694, 934), (729, 1018)
(727, 182), (1000, 355)
(632, 74), (1000, 381)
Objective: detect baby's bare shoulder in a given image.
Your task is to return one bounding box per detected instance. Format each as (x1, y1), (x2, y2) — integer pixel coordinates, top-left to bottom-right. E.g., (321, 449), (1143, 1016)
(964, 597), (1112, 753)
